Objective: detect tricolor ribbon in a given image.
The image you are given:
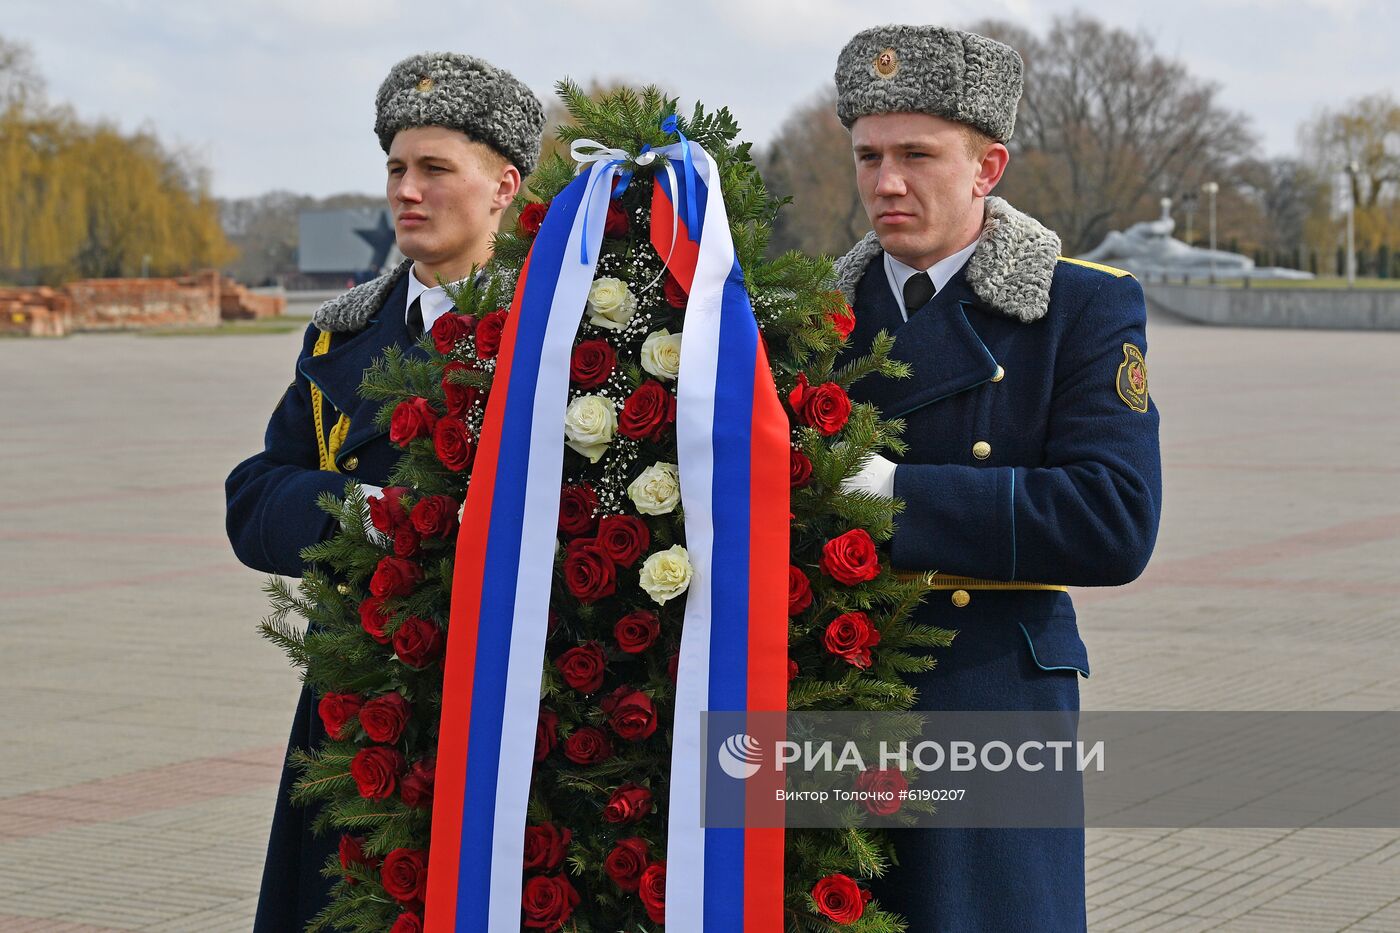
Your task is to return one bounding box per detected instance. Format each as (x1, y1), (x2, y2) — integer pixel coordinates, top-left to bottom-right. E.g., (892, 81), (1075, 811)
(425, 122), (788, 932)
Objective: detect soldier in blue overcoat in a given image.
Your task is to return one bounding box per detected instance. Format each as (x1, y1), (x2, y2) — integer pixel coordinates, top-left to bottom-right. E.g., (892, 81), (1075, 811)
(224, 52), (543, 931)
(832, 25), (1163, 932)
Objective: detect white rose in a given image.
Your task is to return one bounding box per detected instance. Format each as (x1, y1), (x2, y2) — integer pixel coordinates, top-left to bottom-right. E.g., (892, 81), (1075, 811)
(639, 328), (682, 381)
(627, 461), (681, 515)
(586, 277), (638, 331)
(564, 394), (617, 462)
(639, 545), (693, 604)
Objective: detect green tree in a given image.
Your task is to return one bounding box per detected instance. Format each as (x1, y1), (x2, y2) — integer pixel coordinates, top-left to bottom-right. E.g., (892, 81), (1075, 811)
(0, 32), (232, 284)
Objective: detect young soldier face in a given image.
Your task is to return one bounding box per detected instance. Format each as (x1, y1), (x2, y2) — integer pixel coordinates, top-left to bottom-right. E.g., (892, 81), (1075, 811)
(386, 126), (519, 272)
(851, 111), (1005, 270)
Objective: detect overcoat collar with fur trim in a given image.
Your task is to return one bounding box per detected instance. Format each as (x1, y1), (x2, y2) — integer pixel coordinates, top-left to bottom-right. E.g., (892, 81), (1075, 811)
(834, 196), (1061, 324)
(312, 258), (415, 333)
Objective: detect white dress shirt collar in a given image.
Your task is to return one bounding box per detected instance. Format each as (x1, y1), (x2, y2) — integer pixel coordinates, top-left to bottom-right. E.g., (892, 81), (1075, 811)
(882, 237), (980, 321)
(405, 268), (465, 335)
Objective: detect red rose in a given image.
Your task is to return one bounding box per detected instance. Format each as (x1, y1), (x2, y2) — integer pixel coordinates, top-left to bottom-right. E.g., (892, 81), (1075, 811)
(521, 874), (579, 932)
(389, 912), (422, 933)
(854, 767), (908, 816)
(554, 642), (606, 693)
(788, 565), (813, 616)
(411, 494), (459, 538)
(518, 202), (548, 236)
(811, 873), (871, 925)
(604, 200), (630, 238)
(618, 380), (676, 442)
(338, 834), (377, 883)
(433, 416), (475, 472)
(790, 448), (812, 488)
(596, 514), (649, 567)
(393, 525), (420, 558)
(563, 539), (616, 603)
(317, 692), (363, 739)
(788, 658), (799, 682)
(350, 746), (405, 800)
(602, 686), (657, 741)
(666, 652), (679, 684)
(562, 726), (614, 765)
(380, 847), (428, 904)
(369, 486), (411, 535)
(441, 361), (480, 417)
(602, 782), (652, 824)
(787, 373), (810, 412)
(639, 861), (666, 924)
(790, 375), (851, 436)
(431, 311), (475, 355)
(400, 755), (435, 809)
(522, 822), (572, 872)
(393, 616), (444, 668)
(389, 397), (438, 446)
(358, 691), (410, 744)
(663, 272), (688, 308)
(569, 338), (615, 389)
(359, 595), (391, 644)
(614, 610), (659, 654)
(535, 707), (559, 762)
(829, 301), (856, 340)
(824, 611), (881, 669)
(558, 484), (599, 536)
(820, 529), (881, 585)
(603, 837), (650, 892)
(475, 309), (507, 360)
(370, 556), (424, 598)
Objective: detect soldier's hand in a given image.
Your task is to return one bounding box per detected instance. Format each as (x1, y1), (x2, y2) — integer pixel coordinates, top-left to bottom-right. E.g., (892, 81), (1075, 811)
(840, 452), (897, 499)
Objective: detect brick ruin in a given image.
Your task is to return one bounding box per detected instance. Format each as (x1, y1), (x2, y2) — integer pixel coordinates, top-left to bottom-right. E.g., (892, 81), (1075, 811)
(0, 272), (286, 337)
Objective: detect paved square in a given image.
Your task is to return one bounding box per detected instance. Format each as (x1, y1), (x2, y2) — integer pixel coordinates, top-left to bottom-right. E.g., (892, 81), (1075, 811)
(1, 306), (1396, 931)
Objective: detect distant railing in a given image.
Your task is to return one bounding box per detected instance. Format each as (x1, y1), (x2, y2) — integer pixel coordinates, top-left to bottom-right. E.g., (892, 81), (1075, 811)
(1142, 282), (1400, 330)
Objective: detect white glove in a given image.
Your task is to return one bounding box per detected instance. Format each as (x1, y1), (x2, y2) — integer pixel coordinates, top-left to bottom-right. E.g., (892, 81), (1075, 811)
(840, 453), (897, 499)
(352, 483), (391, 546)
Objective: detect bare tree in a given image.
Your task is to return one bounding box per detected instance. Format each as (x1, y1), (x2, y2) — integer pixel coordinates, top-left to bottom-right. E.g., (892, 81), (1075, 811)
(0, 35), (43, 111)
(1302, 92), (1400, 210)
(759, 90), (868, 259)
(1300, 93), (1400, 254)
(971, 14), (1256, 254)
(218, 190), (383, 285)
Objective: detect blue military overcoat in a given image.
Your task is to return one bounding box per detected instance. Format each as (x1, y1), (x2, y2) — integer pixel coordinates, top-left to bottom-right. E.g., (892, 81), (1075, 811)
(835, 197), (1162, 932)
(226, 260), (421, 932)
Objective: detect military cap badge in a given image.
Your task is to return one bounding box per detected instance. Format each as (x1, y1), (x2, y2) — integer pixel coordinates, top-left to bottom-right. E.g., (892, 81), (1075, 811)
(873, 47), (899, 78)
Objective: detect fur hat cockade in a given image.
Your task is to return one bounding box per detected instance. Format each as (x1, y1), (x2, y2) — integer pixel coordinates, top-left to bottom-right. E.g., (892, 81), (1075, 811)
(374, 52), (545, 174)
(835, 25), (1023, 142)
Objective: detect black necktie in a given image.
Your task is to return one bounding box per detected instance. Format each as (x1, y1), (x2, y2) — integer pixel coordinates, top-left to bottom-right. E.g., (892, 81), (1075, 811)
(406, 296), (425, 341)
(902, 271), (935, 315)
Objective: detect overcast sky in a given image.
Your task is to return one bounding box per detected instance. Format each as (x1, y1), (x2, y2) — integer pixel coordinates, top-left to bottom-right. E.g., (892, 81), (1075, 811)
(8, 0), (1396, 199)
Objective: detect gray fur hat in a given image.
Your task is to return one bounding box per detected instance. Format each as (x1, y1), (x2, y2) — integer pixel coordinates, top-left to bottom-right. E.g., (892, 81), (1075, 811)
(375, 52), (545, 174)
(835, 25), (1023, 142)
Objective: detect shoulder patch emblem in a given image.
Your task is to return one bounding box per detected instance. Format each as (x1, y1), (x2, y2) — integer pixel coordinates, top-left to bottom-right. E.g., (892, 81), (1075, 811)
(1116, 343), (1149, 412)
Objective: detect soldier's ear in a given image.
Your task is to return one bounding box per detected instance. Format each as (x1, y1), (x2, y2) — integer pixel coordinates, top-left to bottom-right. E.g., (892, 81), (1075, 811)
(973, 143), (1010, 198)
(494, 164), (522, 211)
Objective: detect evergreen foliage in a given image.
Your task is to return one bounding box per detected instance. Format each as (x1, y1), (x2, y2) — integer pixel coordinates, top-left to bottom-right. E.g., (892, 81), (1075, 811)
(267, 82), (950, 932)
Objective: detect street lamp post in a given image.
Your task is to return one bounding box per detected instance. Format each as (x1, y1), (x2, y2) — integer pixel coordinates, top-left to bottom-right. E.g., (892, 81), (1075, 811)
(1181, 191), (1198, 248)
(1202, 182), (1219, 284)
(1344, 161), (1359, 287)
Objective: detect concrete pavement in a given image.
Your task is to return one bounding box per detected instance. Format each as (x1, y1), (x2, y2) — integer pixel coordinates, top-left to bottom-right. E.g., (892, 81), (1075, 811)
(0, 307), (1396, 931)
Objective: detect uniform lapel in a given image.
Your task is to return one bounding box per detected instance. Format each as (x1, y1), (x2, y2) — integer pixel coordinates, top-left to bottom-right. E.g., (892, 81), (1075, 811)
(300, 272), (430, 457)
(847, 260), (999, 418)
